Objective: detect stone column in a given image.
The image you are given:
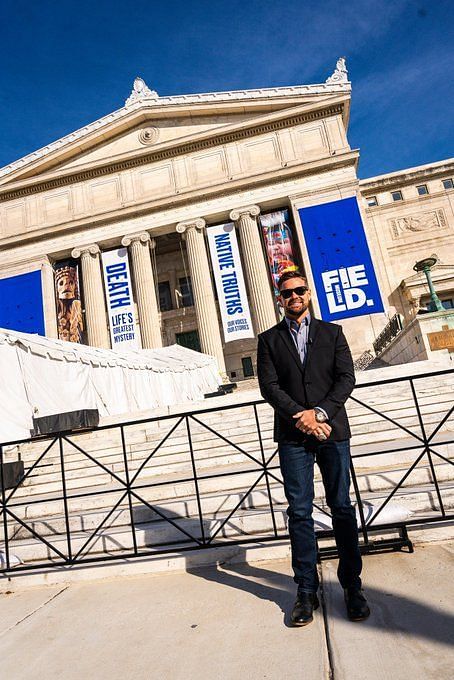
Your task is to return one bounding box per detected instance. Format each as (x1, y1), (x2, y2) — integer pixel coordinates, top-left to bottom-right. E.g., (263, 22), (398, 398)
(176, 218), (226, 376)
(40, 258), (58, 338)
(121, 232), (162, 349)
(230, 205), (277, 333)
(71, 243), (110, 349)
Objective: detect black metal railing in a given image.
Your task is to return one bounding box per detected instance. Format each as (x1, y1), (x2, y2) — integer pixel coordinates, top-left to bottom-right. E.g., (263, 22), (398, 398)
(373, 313), (404, 355)
(0, 368), (453, 575)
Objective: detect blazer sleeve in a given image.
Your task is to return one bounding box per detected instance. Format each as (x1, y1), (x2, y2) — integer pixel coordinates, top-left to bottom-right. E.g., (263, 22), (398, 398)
(317, 326), (355, 419)
(257, 334), (305, 420)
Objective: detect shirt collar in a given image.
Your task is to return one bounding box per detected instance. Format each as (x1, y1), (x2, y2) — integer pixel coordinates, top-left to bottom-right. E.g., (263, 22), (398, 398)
(285, 313), (311, 331)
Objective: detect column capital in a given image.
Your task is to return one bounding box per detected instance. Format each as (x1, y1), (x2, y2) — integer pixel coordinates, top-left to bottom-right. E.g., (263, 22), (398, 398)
(71, 243), (100, 258)
(176, 218), (206, 235)
(121, 231), (155, 248)
(229, 205), (260, 222)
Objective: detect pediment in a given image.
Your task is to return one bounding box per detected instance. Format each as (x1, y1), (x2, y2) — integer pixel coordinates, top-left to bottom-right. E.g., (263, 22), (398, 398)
(0, 88), (349, 190)
(47, 111), (270, 173)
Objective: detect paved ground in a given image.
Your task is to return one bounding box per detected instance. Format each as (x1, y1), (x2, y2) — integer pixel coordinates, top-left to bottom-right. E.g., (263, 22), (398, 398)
(0, 542), (452, 680)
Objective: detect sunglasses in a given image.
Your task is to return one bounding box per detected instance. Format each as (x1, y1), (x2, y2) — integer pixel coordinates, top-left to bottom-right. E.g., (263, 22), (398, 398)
(280, 286), (309, 299)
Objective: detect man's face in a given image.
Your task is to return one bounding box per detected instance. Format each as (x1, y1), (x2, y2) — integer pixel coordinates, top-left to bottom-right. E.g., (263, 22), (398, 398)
(278, 277), (311, 319)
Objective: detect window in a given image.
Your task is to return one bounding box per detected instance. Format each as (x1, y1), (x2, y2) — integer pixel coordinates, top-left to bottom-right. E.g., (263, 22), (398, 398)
(417, 184), (428, 196)
(423, 297), (454, 312)
(443, 178), (453, 190)
(241, 356), (254, 378)
(367, 196), (378, 207)
(178, 277), (194, 307)
(391, 190), (403, 202)
(158, 281), (172, 311)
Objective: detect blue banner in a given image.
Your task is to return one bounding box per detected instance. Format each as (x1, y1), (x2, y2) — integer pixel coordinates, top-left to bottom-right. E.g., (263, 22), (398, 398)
(298, 197), (384, 321)
(0, 270), (45, 335)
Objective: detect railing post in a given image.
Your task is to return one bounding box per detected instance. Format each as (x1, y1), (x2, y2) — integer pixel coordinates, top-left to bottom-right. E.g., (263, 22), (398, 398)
(409, 378), (446, 517)
(120, 425), (138, 555)
(186, 416), (206, 546)
(0, 445), (11, 571)
(58, 436), (73, 562)
(254, 404), (278, 537)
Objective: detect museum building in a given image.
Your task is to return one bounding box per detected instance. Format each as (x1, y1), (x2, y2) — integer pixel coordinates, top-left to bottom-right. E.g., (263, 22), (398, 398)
(1, 59), (453, 379)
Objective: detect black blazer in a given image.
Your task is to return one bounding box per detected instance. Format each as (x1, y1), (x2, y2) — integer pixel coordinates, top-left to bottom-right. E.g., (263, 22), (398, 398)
(257, 317), (355, 443)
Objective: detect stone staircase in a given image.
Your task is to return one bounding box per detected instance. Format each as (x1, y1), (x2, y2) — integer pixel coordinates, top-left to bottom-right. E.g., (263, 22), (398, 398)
(1, 361), (453, 576)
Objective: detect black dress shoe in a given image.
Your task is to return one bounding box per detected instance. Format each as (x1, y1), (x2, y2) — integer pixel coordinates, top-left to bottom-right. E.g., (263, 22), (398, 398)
(344, 588), (370, 621)
(291, 591), (320, 626)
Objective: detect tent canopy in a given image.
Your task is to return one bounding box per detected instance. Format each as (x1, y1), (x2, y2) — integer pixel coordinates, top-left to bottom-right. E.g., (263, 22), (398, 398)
(0, 328), (222, 444)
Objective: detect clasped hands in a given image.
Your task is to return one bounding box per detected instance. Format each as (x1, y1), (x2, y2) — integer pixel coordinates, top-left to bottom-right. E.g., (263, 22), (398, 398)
(293, 409), (332, 441)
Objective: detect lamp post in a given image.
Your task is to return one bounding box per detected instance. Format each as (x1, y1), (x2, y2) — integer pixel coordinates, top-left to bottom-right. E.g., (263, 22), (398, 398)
(413, 256), (444, 312)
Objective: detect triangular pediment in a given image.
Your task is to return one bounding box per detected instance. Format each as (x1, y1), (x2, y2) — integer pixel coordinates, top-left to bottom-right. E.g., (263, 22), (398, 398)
(0, 74), (351, 189)
(45, 110), (274, 174)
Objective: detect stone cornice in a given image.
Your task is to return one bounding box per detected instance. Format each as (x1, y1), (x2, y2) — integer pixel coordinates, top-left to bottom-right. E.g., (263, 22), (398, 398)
(359, 158), (454, 193)
(1, 76), (350, 181)
(0, 149), (359, 250)
(0, 98), (347, 201)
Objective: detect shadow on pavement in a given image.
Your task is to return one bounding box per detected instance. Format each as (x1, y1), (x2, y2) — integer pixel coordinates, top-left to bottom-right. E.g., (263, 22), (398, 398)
(189, 555), (454, 643)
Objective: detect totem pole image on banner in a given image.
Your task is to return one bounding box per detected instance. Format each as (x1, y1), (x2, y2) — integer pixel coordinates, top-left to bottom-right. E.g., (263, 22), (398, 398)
(260, 209), (298, 298)
(53, 259), (85, 343)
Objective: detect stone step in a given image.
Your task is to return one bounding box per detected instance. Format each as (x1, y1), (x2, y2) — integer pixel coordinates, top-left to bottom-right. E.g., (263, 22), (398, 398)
(7, 424), (454, 504)
(3, 480), (453, 566)
(4, 459), (453, 541)
(7, 377), (452, 463)
(11, 402), (453, 479)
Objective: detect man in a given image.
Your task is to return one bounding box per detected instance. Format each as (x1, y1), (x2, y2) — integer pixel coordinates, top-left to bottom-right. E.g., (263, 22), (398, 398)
(257, 270), (370, 626)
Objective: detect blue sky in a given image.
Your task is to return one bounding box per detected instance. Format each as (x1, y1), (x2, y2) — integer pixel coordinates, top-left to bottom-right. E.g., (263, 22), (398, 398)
(1, 0), (453, 177)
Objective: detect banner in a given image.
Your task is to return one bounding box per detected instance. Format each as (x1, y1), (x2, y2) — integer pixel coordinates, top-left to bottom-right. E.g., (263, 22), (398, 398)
(206, 223), (254, 342)
(260, 209), (298, 298)
(101, 248), (139, 349)
(298, 197), (384, 321)
(0, 271), (45, 336)
(54, 260), (85, 343)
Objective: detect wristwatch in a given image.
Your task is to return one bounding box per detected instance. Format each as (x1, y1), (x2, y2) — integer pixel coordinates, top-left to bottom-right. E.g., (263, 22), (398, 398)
(314, 408), (328, 423)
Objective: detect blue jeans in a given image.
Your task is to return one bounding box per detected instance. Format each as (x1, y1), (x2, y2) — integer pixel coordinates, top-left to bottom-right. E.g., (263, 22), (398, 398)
(279, 439), (362, 592)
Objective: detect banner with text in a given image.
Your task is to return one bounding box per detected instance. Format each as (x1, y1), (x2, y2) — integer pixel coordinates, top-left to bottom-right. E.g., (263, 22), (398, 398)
(101, 248), (139, 349)
(298, 197), (384, 321)
(206, 223), (254, 342)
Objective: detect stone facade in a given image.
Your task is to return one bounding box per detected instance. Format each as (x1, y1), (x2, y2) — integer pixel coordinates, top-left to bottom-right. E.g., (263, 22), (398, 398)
(1, 64), (453, 378)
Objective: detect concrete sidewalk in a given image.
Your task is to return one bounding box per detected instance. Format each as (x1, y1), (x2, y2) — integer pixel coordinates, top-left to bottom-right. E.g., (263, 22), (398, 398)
(0, 542), (452, 680)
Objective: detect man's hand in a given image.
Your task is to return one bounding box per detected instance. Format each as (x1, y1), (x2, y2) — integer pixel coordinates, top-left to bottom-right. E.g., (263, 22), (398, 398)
(293, 410), (332, 439)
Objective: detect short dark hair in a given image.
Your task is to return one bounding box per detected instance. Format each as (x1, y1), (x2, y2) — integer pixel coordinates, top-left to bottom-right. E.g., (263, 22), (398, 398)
(277, 270), (308, 291)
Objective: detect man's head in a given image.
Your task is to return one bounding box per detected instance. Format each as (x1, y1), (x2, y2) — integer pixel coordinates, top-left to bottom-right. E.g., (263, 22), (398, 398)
(277, 270), (311, 320)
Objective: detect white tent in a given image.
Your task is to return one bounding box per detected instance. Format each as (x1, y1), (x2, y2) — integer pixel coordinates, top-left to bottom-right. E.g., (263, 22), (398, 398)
(0, 328), (222, 443)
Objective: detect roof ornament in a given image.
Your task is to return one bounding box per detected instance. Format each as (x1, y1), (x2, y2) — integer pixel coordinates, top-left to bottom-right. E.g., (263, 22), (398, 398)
(125, 77), (159, 106)
(325, 57), (348, 84)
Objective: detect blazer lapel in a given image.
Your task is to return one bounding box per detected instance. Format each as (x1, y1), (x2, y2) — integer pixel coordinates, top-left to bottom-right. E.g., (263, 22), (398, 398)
(277, 318), (305, 376)
(305, 317), (321, 367)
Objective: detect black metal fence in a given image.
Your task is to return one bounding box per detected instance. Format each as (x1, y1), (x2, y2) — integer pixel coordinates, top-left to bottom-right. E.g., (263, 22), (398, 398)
(373, 313), (403, 355)
(0, 368), (453, 575)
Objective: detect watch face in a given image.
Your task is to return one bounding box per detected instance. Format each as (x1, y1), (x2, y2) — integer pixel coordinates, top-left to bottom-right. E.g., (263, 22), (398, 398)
(315, 412), (325, 423)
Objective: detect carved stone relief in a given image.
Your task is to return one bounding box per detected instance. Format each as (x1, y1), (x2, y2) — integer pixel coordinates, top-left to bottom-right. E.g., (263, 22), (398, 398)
(138, 127), (159, 145)
(389, 209), (447, 238)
